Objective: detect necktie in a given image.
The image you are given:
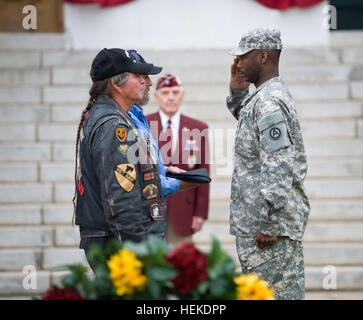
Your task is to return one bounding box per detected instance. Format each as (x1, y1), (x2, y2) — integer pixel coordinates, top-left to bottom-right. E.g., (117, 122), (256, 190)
(166, 119), (172, 159)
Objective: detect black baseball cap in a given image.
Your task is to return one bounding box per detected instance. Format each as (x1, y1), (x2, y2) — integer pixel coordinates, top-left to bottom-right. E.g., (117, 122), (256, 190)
(90, 48), (162, 82)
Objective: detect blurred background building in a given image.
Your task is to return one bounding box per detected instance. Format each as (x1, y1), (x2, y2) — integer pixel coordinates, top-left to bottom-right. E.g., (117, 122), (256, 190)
(0, 0), (363, 298)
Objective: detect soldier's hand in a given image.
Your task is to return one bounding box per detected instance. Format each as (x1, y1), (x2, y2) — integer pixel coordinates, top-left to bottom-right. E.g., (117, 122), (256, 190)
(230, 57), (250, 89)
(256, 230), (278, 249)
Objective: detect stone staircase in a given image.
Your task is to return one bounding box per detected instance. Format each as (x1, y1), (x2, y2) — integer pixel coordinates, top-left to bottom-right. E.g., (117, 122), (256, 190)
(0, 32), (363, 297)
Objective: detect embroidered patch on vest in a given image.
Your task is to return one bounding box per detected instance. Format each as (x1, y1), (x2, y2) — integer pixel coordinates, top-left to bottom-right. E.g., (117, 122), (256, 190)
(118, 144), (128, 154)
(142, 184), (159, 200)
(143, 172), (155, 181)
(149, 200), (164, 221)
(114, 163), (136, 192)
(115, 128), (127, 143)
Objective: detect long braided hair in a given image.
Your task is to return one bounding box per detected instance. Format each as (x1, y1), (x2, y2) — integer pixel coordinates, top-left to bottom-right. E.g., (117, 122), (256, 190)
(71, 72), (130, 225)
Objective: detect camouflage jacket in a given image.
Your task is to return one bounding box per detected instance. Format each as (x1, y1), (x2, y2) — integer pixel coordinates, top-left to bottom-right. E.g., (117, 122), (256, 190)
(226, 77), (310, 241)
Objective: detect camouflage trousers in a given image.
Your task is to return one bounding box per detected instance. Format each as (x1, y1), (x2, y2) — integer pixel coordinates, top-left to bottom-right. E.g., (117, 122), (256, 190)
(235, 236), (305, 300)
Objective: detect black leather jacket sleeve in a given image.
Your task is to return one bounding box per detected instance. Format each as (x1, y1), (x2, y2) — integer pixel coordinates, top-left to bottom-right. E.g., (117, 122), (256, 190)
(90, 117), (146, 242)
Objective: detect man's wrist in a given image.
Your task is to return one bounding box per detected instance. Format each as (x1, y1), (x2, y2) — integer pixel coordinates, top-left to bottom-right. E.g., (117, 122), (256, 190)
(229, 86), (249, 97)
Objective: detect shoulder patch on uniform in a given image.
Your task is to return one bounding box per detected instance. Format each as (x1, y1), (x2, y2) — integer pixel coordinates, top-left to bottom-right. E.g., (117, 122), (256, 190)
(115, 127), (127, 143)
(259, 110), (290, 153)
(258, 110), (284, 132)
(114, 163), (136, 192)
(269, 127), (281, 140)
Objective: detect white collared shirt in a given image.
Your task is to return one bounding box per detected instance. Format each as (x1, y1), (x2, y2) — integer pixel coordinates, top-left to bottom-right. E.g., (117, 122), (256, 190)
(159, 109), (181, 153)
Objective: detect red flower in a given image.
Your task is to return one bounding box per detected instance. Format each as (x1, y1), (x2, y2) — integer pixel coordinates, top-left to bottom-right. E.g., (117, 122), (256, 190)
(165, 242), (208, 294)
(41, 285), (84, 300)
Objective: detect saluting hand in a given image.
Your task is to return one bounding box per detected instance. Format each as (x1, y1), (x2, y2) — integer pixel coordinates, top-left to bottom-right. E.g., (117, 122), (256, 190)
(230, 57), (250, 89)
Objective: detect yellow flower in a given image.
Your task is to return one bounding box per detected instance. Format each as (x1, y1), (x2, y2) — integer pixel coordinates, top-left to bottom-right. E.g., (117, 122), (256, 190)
(107, 248), (147, 296)
(234, 273), (275, 300)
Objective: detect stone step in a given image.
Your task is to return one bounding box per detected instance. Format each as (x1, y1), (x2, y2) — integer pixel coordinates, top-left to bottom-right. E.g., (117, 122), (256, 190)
(0, 33), (65, 50)
(0, 204), (42, 225)
(0, 249), (42, 271)
(3, 82), (349, 105)
(197, 242), (363, 267)
(209, 178), (363, 201)
(1, 157), (361, 185)
(19, 139), (363, 164)
(4, 177), (360, 204)
(0, 225), (80, 248)
(0, 183), (52, 203)
(306, 266), (363, 290)
(305, 179), (363, 199)
(304, 139), (363, 158)
(296, 101), (362, 120)
(0, 143), (51, 161)
(193, 220), (363, 244)
(1, 219), (362, 251)
(208, 199), (363, 222)
(0, 198), (361, 229)
(42, 248), (87, 269)
(36, 64), (355, 87)
(330, 31), (363, 48)
(0, 271), (50, 296)
(1, 242), (361, 272)
(0, 52), (41, 69)
(0, 104), (50, 123)
(0, 163), (38, 182)
(0, 69), (51, 86)
(0, 226), (53, 248)
(0, 46), (345, 75)
(206, 119), (360, 139)
(343, 48), (363, 65)
(0, 119), (360, 143)
(351, 81), (363, 99)
(3, 47), (340, 69)
(2, 101), (359, 126)
(211, 158), (363, 179)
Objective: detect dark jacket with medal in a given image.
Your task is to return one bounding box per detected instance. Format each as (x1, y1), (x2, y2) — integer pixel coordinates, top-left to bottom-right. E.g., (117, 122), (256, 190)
(75, 95), (166, 242)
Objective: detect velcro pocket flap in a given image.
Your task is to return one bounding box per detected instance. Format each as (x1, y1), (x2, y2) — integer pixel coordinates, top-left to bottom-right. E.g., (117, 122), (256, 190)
(258, 111), (284, 132)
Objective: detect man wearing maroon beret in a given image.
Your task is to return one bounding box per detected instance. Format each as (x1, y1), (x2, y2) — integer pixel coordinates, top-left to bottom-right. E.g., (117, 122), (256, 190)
(146, 74), (210, 244)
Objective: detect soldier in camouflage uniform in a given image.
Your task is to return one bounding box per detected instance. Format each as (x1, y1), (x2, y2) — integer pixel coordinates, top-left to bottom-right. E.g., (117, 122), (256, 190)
(226, 29), (310, 300)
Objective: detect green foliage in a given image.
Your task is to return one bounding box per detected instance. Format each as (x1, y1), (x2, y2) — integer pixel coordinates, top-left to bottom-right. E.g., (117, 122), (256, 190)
(41, 235), (241, 300)
(124, 235), (177, 299)
(186, 237), (237, 300)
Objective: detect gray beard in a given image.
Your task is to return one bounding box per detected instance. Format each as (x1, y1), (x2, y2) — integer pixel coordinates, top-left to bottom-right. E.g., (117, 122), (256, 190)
(136, 90), (150, 107)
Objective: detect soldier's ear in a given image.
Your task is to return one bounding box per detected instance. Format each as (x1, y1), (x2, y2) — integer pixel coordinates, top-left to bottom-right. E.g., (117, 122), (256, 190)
(259, 51), (269, 65)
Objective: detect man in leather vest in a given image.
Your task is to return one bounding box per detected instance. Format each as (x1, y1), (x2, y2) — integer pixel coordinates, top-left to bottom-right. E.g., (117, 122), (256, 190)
(73, 48), (175, 269)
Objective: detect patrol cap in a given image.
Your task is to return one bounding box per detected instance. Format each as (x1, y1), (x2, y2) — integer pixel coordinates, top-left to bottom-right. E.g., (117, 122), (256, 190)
(229, 28), (283, 56)
(90, 48), (162, 82)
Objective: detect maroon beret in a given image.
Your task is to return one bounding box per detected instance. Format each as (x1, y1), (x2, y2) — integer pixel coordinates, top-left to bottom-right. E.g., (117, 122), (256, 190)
(156, 74), (182, 90)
